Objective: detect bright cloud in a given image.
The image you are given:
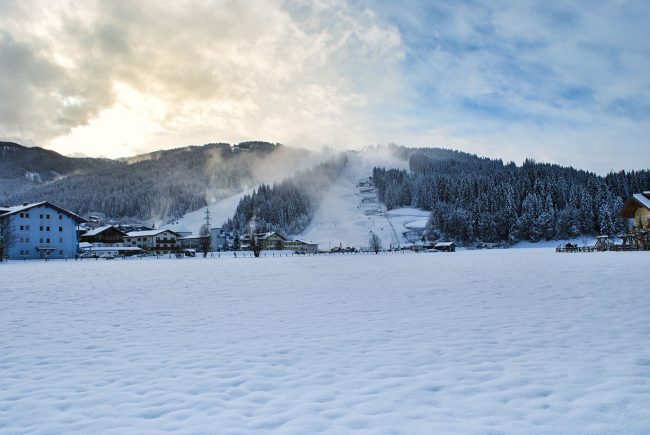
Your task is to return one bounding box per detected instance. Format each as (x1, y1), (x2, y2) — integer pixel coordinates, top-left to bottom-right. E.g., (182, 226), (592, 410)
(0, 0), (648, 172)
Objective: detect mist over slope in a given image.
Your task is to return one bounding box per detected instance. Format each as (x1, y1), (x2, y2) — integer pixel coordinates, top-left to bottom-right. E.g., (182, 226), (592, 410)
(0, 141), (312, 223)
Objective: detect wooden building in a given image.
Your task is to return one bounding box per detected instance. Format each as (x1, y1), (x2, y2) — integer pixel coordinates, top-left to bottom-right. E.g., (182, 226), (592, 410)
(80, 225), (127, 247)
(434, 241), (456, 252)
(259, 232), (287, 250)
(619, 191), (650, 230)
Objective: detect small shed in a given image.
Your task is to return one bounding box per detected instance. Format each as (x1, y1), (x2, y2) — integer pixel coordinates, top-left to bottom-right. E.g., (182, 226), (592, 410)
(434, 241), (456, 252)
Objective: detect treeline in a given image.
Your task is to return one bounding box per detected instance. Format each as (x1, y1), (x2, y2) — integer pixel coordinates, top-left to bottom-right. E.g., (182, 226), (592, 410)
(224, 154), (348, 235)
(2, 142), (305, 222)
(373, 148), (650, 244)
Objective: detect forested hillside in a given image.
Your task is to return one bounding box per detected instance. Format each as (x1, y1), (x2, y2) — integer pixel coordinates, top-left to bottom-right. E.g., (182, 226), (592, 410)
(224, 154), (348, 235)
(1, 141), (305, 222)
(373, 148), (650, 244)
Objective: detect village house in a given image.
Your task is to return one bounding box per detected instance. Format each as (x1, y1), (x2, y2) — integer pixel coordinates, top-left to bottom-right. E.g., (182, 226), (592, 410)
(79, 225), (144, 257)
(123, 229), (181, 255)
(0, 201), (86, 260)
(80, 225), (127, 247)
(619, 191), (650, 230)
(239, 231), (286, 251)
(259, 232), (287, 250)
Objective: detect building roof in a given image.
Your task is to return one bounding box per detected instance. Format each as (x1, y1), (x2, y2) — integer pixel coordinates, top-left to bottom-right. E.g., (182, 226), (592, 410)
(619, 192), (650, 218)
(126, 229), (180, 237)
(634, 192), (650, 209)
(0, 201), (86, 223)
(259, 231), (286, 241)
(434, 242), (455, 247)
(82, 225), (127, 237)
(160, 223), (193, 234)
(287, 239), (318, 245)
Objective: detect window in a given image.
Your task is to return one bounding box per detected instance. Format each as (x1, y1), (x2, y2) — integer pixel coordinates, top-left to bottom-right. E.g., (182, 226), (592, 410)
(46, 214), (50, 219)
(20, 237), (24, 243)
(19, 213), (24, 218)
(58, 227), (63, 232)
(25, 225), (29, 230)
(59, 238), (63, 243)
(46, 238), (50, 243)
(39, 214), (43, 219)
(58, 214), (62, 220)
(25, 213), (29, 218)
(59, 250), (63, 255)
(46, 226), (50, 231)
(20, 225), (24, 230)
(40, 238), (43, 243)
(25, 237), (29, 243)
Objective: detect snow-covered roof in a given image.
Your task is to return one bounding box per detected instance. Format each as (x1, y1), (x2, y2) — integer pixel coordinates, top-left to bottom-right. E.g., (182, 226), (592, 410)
(0, 201), (86, 222)
(82, 225), (126, 237)
(259, 231), (286, 240)
(621, 192), (650, 218)
(288, 239), (318, 245)
(126, 229), (180, 237)
(633, 193), (650, 210)
(160, 222), (193, 234)
(435, 242), (455, 247)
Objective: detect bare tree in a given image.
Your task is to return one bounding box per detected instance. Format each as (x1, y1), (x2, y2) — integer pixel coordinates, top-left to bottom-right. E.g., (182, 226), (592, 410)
(0, 217), (16, 262)
(369, 233), (382, 254)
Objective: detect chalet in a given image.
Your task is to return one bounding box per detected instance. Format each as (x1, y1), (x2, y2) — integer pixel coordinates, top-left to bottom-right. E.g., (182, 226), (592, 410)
(259, 232), (287, 250)
(80, 225), (127, 247)
(239, 231), (286, 250)
(123, 229), (181, 255)
(0, 201), (86, 259)
(284, 239), (319, 254)
(619, 192), (650, 230)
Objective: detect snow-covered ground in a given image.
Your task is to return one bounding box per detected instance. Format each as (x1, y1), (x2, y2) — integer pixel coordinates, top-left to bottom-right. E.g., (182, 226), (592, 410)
(2, 249), (649, 434)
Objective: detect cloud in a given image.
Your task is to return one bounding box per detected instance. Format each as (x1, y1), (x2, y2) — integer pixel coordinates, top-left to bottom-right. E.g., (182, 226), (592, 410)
(0, 0), (405, 157)
(0, 0), (648, 173)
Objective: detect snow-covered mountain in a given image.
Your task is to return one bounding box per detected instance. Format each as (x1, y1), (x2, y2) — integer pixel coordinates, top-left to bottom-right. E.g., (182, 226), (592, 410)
(172, 147), (432, 249)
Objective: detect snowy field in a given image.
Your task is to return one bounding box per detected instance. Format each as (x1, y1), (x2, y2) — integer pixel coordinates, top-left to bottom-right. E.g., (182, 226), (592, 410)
(1, 249), (650, 434)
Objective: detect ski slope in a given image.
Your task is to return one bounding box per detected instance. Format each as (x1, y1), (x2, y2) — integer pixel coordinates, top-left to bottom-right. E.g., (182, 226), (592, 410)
(166, 189), (253, 235)
(1, 249), (649, 433)
(298, 150), (430, 248)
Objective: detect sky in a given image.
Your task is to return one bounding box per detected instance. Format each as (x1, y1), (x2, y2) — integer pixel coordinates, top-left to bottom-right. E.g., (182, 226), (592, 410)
(0, 0), (648, 173)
